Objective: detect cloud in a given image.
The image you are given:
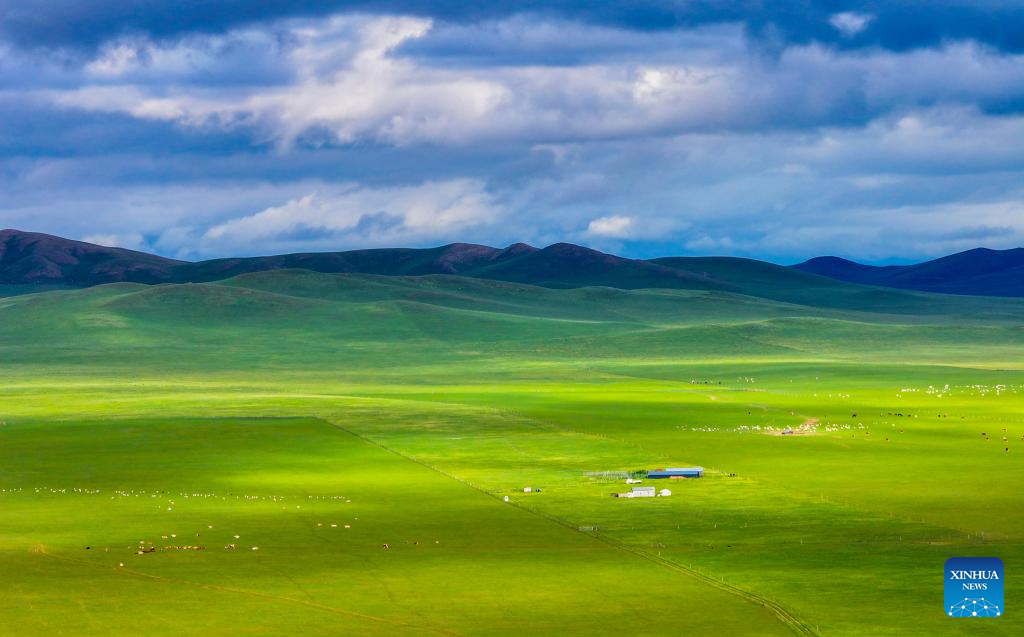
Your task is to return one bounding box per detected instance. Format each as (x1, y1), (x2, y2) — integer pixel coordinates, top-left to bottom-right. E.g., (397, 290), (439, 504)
(2, 8), (1024, 264)
(701, 199), (1024, 263)
(4, 1), (1024, 55)
(586, 215), (634, 238)
(50, 16), (513, 147)
(41, 15), (1024, 154)
(3, 104), (1022, 263)
(84, 42), (143, 77)
(200, 179), (501, 254)
(82, 232), (145, 250)
(829, 12), (873, 38)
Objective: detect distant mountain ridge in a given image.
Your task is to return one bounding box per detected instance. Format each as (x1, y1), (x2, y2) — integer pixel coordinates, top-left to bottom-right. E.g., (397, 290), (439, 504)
(0, 229), (183, 285)
(2, 229), (1023, 297)
(0, 229), (733, 291)
(794, 248), (1024, 297)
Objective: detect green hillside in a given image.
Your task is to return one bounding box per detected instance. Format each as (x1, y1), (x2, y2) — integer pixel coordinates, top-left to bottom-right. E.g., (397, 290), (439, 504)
(0, 283), (81, 297)
(0, 270), (1022, 636)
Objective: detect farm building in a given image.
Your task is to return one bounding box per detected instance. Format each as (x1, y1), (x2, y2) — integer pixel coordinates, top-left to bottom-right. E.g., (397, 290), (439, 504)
(615, 486), (656, 498)
(647, 467), (704, 479)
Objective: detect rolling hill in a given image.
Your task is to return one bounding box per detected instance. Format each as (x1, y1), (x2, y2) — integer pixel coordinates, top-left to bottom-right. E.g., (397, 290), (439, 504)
(794, 247), (1024, 296)
(0, 229), (182, 285)
(2, 269), (1022, 375)
(4, 228), (1023, 298)
(0, 230), (731, 291)
(2, 249), (1024, 637)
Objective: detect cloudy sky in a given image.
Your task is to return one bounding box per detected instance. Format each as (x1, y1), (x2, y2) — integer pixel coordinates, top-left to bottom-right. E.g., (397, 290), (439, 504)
(2, 1), (1023, 263)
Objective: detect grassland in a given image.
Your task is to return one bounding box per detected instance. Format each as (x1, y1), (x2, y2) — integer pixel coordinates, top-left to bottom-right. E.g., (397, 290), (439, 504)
(1, 270), (1022, 636)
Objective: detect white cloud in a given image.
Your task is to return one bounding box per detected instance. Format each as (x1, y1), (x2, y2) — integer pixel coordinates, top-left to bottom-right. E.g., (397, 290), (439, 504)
(829, 12), (873, 37)
(685, 234), (738, 254)
(586, 215), (634, 238)
(6, 12), (1024, 263)
(44, 14), (1024, 152)
(0, 179), (332, 259)
(677, 195), (1024, 262)
(3, 104), (1023, 263)
(85, 43), (143, 77)
(82, 232), (145, 250)
(57, 16), (509, 147)
(200, 178), (501, 253)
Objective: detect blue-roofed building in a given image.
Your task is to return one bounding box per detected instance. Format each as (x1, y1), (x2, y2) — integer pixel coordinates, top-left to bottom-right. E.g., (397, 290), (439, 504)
(647, 467), (704, 479)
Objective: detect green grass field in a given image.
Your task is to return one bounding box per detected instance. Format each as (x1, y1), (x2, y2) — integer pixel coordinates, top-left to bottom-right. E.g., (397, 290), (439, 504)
(1, 270), (1021, 635)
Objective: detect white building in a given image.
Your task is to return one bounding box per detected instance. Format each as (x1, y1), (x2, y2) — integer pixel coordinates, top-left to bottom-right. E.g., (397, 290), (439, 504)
(616, 486), (656, 498)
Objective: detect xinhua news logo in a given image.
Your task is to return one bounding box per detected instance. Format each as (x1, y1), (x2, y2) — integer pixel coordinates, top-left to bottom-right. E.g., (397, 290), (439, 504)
(945, 557), (1004, 617)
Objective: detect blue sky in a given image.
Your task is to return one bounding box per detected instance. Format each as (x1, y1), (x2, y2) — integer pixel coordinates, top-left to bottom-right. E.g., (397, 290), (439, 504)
(1, 1), (1022, 263)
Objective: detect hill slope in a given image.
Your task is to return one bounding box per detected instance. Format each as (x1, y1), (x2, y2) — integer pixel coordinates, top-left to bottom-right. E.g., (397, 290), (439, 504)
(794, 247), (1024, 296)
(1, 270), (1023, 376)
(0, 229), (182, 285)
(4, 228), (1024, 298)
(0, 230), (751, 293)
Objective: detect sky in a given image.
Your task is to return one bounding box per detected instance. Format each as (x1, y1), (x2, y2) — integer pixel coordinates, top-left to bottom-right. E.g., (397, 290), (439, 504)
(1, 1), (1023, 264)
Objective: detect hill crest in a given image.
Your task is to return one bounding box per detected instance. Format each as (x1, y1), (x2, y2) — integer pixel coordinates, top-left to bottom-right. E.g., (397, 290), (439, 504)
(2, 229), (1023, 298)
(794, 247), (1024, 297)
